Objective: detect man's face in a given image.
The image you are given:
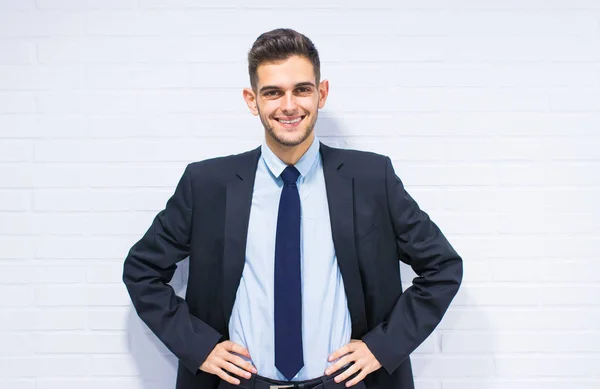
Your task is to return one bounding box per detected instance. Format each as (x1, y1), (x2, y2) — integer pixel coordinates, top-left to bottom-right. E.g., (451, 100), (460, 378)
(243, 55), (329, 148)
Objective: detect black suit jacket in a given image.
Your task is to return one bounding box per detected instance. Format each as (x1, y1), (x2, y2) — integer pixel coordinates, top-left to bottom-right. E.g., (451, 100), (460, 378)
(123, 142), (463, 389)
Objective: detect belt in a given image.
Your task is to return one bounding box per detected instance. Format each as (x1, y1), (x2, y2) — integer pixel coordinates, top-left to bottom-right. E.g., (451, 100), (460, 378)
(224, 364), (361, 389)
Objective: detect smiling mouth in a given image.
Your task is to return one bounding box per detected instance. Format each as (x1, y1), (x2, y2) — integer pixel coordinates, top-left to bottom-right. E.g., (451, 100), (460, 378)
(275, 115), (306, 125)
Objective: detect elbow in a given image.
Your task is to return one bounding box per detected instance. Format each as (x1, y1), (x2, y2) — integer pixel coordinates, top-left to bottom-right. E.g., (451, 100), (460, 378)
(446, 254), (463, 301)
(453, 254), (463, 287)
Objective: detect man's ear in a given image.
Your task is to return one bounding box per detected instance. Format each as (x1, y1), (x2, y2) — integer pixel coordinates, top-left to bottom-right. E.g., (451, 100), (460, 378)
(243, 88), (259, 116)
(317, 79), (329, 109)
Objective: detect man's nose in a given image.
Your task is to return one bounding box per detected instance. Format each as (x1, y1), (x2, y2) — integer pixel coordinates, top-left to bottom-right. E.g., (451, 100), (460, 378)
(280, 93), (298, 113)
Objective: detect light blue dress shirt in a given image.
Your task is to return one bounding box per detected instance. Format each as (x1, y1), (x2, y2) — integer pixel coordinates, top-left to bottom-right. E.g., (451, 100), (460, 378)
(228, 135), (352, 381)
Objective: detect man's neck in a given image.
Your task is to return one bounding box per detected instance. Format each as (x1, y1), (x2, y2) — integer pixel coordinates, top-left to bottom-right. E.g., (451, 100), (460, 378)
(265, 133), (315, 166)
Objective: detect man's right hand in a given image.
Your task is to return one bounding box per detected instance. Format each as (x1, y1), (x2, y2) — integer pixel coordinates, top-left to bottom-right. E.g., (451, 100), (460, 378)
(199, 340), (258, 385)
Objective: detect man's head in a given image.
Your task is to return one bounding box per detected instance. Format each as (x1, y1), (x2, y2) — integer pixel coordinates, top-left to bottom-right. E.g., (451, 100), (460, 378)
(243, 29), (329, 150)
(247, 28), (321, 91)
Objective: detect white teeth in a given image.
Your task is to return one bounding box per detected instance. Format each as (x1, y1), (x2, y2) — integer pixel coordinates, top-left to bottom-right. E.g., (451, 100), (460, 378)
(279, 117), (302, 124)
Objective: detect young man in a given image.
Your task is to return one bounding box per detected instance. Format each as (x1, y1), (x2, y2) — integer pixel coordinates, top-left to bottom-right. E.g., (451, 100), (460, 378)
(123, 29), (463, 389)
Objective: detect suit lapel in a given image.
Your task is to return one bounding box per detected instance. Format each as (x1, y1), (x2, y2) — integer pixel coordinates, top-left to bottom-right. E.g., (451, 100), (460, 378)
(320, 143), (368, 337)
(222, 143), (368, 338)
(222, 147), (261, 326)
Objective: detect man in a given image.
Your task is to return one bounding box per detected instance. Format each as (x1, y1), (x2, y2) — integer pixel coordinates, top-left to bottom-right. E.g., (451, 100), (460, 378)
(123, 28), (462, 389)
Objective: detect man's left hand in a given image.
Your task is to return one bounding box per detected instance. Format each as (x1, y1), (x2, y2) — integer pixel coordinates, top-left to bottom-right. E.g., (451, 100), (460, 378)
(325, 339), (382, 387)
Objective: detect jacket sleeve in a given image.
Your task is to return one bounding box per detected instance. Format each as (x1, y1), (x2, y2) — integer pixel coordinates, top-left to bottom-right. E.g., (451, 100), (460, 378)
(362, 157), (463, 374)
(122, 164), (223, 375)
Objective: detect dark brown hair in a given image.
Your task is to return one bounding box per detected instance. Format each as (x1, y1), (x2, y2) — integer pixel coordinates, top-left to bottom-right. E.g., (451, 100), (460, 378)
(248, 28), (321, 91)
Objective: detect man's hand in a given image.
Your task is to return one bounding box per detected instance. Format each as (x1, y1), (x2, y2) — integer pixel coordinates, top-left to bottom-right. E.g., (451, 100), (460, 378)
(325, 339), (382, 387)
(200, 340), (258, 385)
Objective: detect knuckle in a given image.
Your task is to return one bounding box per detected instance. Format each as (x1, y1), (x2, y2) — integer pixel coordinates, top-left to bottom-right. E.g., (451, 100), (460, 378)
(206, 362), (217, 372)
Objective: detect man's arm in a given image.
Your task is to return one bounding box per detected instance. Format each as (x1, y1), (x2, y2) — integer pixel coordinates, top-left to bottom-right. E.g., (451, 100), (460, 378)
(122, 164), (223, 374)
(361, 156), (463, 374)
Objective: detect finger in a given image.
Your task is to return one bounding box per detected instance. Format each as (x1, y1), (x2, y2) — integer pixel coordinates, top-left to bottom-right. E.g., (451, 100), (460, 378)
(216, 369), (240, 386)
(223, 361), (252, 380)
(325, 354), (353, 375)
(328, 344), (351, 362)
(344, 370), (367, 387)
(229, 354), (258, 374)
(226, 341), (251, 358)
(334, 364), (360, 384)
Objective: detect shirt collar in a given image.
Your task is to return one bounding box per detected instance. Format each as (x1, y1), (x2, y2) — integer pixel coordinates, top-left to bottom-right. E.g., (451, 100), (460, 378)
(261, 135), (320, 180)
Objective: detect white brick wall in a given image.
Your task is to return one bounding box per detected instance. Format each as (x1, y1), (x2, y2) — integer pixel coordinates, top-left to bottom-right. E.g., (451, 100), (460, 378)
(1, 1), (599, 388)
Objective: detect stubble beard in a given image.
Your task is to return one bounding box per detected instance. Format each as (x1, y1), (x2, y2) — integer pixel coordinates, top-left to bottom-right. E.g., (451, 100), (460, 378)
(259, 107), (318, 148)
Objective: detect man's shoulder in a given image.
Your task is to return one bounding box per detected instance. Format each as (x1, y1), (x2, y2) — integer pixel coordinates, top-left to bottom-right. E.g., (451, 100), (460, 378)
(321, 142), (389, 173)
(334, 147), (388, 162)
(186, 146), (261, 176)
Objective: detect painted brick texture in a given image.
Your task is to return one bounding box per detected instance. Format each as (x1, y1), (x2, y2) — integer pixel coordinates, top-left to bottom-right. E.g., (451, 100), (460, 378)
(1, 1), (599, 388)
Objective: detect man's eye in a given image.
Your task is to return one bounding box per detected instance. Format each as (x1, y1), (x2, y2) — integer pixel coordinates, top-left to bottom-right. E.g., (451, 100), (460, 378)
(296, 87), (310, 93)
(264, 91), (279, 97)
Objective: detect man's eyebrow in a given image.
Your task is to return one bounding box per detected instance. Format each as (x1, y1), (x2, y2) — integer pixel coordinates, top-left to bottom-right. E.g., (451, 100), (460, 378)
(258, 85), (279, 93)
(294, 82), (316, 88)
(258, 82), (316, 94)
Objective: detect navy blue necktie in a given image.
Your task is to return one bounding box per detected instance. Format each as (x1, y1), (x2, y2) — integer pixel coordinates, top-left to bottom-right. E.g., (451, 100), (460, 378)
(274, 165), (304, 380)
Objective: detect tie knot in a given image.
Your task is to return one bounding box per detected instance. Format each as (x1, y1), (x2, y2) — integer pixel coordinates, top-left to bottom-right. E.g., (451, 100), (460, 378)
(281, 165), (300, 185)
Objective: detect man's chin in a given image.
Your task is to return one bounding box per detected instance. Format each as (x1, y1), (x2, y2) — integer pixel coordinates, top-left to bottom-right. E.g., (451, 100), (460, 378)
(269, 129), (313, 148)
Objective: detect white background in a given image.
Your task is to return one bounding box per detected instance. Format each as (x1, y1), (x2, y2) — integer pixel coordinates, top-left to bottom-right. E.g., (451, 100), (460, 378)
(1, 0), (599, 388)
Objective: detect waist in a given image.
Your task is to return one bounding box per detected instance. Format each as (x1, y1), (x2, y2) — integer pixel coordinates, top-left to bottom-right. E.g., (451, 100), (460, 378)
(230, 364), (354, 389)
